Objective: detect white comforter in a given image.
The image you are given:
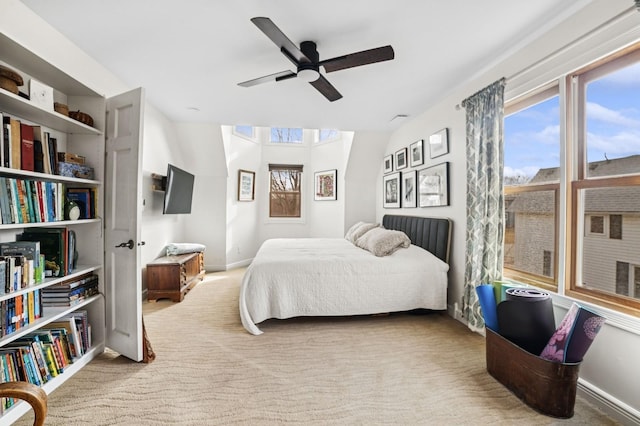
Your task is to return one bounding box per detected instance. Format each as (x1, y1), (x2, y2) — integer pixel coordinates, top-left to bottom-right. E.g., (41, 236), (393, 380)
(239, 238), (449, 335)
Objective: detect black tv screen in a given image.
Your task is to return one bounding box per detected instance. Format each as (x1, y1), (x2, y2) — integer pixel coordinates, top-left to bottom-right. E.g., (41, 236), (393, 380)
(163, 164), (195, 214)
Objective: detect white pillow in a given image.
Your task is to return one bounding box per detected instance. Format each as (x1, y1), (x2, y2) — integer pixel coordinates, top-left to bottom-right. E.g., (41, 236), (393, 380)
(355, 227), (411, 257)
(345, 222), (379, 243)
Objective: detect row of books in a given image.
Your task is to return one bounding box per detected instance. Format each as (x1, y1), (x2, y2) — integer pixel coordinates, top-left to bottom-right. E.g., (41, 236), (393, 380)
(0, 241), (46, 293)
(1, 112), (59, 175)
(0, 177), (62, 225)
(0, 175), (98, 225)
(41, 274), (99, 307)
(0, 311), (91, 410)
(0, 290), (42, 337)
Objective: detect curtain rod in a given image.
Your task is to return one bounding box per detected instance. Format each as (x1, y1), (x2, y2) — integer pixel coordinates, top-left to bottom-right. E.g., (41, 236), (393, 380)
(455, 4), (638, 111)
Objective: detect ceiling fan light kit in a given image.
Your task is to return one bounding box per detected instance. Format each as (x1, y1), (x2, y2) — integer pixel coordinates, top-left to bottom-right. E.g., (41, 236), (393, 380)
(239, 17), (395, 101)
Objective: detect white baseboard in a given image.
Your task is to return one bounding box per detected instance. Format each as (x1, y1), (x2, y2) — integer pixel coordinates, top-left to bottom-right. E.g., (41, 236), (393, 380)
(578, 379), (640, 426)
(205, 258), (253, 272)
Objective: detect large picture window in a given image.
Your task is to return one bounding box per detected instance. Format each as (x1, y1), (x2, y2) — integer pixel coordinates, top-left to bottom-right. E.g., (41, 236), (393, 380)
(269, 164), (302, 218)
(505, 42), (640, 316)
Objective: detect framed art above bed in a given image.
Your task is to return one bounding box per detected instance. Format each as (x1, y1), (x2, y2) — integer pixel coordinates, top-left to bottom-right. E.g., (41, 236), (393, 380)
(383, 172), (401, 208)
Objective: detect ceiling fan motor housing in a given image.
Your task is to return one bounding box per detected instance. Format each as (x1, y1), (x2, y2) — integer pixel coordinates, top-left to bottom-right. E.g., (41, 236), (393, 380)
(297, 41), (320, 82)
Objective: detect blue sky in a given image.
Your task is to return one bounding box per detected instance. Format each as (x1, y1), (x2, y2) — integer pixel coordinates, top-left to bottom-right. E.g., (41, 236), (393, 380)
(504, 61), (640, 180)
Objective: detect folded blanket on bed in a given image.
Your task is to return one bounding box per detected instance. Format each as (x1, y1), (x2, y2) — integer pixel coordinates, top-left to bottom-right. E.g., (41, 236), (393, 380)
(165, 243), (206, 256)
(355, 227), (411, 257)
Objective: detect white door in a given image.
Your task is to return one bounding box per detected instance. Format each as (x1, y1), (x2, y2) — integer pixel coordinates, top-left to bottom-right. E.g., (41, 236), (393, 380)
(104, 88), (144, 361)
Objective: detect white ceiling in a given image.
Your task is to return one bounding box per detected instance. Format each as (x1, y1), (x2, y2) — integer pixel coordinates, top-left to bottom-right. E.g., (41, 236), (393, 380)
(21, 0), (592, 132)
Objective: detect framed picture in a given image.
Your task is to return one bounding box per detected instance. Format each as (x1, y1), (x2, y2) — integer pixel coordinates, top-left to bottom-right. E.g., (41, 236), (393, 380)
(410, 139), (424, 167)
(238, 169), (255, 201)
(314, 169), (337, 201)
(383, 172), (401, 208)
(383, 154), (394, 174)
(402, 170), (417, 208)
(418, 162), (449, 207)
(429, 128), (449, 158)
(395, 147), (408, 170)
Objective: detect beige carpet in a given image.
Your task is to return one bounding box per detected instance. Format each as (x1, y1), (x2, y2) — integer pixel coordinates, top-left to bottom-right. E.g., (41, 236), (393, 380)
(14, 269), (618, 425)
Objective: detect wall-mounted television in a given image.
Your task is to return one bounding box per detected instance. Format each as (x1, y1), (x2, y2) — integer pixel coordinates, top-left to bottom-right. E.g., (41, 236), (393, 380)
(163, 164), (195, 214)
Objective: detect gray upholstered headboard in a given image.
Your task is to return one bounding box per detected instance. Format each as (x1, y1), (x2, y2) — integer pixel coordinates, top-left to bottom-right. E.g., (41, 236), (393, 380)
(382, 215), (452, 263)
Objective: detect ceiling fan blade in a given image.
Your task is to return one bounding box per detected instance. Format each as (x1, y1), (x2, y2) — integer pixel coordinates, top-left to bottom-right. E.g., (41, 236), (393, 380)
(319, 45), (395, 73)
(250, 17), (309, 65)
(309, 75), (343, 102)
(238, 70), (296, 87)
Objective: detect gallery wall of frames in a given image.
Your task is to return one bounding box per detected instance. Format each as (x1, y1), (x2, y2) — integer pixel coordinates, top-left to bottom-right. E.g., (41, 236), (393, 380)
(383, 128), (450, 209)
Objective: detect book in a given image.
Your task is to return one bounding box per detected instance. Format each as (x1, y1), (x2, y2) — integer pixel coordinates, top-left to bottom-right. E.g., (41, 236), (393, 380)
(48, 136), (58, 175)
(20, 123), (34, 171)
(0, 113), (4, 169)
(31, 126), (49, 174)
(7, 178), (19, 223)
(7, 116), (20, 169)
(1, 114), (8, 169)
(0, 177), (11, 224)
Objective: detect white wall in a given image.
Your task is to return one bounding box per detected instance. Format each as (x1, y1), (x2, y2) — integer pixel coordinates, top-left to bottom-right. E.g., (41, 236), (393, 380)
(345, 131), (389, 231)
(223, 126), (261, 269)
(381, 0), (640, 422)
(140, 105), (189, 275)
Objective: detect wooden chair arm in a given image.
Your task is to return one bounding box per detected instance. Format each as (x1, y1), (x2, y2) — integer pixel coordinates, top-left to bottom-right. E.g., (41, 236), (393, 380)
(0, 381), (47, 426)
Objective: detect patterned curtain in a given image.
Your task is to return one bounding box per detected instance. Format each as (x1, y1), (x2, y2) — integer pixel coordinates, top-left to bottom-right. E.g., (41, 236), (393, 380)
(462, 78), (506, 332)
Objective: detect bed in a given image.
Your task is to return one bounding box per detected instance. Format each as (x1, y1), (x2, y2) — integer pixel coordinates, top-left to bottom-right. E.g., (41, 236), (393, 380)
(239, 215), (452, 335)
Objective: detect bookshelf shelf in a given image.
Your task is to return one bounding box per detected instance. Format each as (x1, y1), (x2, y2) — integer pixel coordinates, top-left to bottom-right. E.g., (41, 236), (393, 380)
(0, 264), (101, 303)
(0, 293), (102, 346)
(0, 166), (101, 185)
(0, 218), (101, 231)
(0, 90), (102, 136)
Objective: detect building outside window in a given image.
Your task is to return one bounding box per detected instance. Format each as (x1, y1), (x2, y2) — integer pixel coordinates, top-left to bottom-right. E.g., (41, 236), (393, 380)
(269, 164), (302, 217)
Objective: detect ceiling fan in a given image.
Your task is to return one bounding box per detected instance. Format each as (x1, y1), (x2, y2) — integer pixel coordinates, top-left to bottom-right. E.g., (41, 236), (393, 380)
(238, 17), (395, 102)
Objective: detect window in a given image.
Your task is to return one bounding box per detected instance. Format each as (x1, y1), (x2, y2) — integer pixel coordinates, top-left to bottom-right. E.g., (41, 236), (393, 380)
(610, 214), (622, 240)
(270, 127), (303, 144)
(505, 42), (640, 315)
(233, 125), (255, 140)
(315, 129), (340, 143)
(269, 164), (302, 218)
(503, 86), (560, 289)
(589, 215), (604, 235)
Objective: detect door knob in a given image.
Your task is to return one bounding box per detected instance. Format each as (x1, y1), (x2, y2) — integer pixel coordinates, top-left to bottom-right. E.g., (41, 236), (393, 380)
(115, 239), (135, 249)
